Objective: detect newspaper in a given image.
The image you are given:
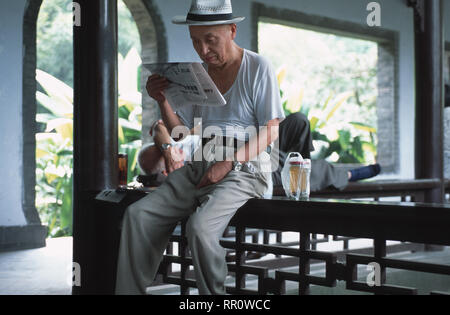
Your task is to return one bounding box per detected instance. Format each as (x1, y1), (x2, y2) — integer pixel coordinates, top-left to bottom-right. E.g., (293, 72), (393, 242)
(143, 62), (226, 110)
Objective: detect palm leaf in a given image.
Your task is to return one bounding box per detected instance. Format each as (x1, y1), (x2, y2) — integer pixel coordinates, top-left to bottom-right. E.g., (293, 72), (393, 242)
(36, 132), (62, 144)
(317, 91), (354, 129)
(276, 67), (287, 86)
(321, 92), (334, 112)
(349, 122), (377, 133)
(119, 47), (142, 96)
(36, 69), (73, 109)
(362, 141), (377, 155)
(118, 123), (125, 145)
(45, 118), (73, 141)
(119, 91), (142, 109)
(286, 88), (304, 113)
(310, 116), (320, 131)
(325, 91), (353, 122)
(36, 113), (58, 124)
(337, 130), (351, 151)
(44, 166), (63, 184)
(36, 91), (72, 117)
(36, 148), (51, 159)
(60, 176), (73, 234)
(119, 118), (141, 131)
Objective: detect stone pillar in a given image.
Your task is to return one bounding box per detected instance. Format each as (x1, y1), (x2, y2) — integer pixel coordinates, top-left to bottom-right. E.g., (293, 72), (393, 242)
(445, 107), (450, 179)
(444, 49), (450, 179)
(412, 0), (445, 203)
(72, 0), (118, 294)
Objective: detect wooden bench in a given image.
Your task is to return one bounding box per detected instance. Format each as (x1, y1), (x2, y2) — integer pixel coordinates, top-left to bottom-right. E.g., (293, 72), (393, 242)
(88, 179), (450, 294)
(153, 196), (450, 295)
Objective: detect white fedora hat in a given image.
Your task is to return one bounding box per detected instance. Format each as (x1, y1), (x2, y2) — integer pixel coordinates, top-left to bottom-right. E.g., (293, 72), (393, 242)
(172, 0), (245, 26)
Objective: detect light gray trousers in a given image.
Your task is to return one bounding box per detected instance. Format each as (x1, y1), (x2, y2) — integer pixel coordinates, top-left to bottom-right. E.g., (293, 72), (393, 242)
(115, 140), (271, 295)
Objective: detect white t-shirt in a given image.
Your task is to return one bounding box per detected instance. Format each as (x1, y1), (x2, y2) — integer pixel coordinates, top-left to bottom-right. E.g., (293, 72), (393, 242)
(176, 49), (285, 142)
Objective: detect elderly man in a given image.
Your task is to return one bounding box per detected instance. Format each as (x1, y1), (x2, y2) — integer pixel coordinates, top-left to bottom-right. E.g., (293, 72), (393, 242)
(115, 0), (285, 295)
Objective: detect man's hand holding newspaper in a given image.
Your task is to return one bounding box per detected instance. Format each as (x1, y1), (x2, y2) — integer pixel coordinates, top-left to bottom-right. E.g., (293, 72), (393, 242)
(144, 63), (226, 110)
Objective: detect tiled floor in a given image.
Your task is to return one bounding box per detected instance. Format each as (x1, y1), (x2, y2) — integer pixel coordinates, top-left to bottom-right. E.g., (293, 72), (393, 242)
(0, 237), (72, 295)
(1, 236), (449, 295)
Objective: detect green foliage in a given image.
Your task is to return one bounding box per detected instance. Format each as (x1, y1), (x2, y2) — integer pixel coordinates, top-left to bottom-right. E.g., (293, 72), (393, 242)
(118, 0), (142, 57)
(37, 0), (74, 88)
(263, 22), (378, 164)
(278, 72), (377, 164)
(35, 73), (73, 237)
(36, 48), (143, 238)
(36, 0), (141, 238)
(118, 47), (143, 182)
(37, 0), (141, 89)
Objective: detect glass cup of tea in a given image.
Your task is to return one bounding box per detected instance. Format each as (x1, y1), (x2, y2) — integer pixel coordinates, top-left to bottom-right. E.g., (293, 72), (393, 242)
(118, 153), (128, 188)
(288, 161), (301, 200)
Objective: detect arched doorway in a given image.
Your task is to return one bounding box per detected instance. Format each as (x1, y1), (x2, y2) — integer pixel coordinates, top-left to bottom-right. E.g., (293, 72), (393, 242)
(23, 0), (167, 240)
(122, 0), (167, 144)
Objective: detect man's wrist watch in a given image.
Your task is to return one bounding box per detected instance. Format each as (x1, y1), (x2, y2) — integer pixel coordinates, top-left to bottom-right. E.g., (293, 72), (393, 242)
(161, 143), (172, 151)
(232, 160), (243, 171)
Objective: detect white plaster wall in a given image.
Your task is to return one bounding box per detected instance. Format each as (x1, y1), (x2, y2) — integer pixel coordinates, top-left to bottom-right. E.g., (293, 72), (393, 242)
(0, 0), (28, 226)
